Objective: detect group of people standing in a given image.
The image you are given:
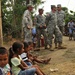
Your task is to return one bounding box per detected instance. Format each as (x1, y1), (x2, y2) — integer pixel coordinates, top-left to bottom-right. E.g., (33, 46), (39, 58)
(22, 4), (67, 50)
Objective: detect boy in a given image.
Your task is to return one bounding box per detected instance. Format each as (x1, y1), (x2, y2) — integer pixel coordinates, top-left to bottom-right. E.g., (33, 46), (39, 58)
(0, 47), (11, 75)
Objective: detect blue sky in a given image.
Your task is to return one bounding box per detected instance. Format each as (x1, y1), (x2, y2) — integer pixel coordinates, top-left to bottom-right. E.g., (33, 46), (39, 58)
(35, 0), (75, 14)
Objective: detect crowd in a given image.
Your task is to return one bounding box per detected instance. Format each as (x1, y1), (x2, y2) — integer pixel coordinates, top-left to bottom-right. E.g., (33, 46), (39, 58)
(1, 3), (75, 75)
(22, 4), (67, 50)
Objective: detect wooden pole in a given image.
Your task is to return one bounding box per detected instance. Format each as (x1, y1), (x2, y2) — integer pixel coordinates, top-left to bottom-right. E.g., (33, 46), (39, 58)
(0, 0), (3, 46)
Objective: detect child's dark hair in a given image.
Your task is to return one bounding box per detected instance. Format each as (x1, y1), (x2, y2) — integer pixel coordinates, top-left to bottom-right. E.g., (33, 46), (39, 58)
(28, 41), (32, 45)
(9, 47), (14, 67)
(23, 42), (29, 49)
(12, 42), (23, 53)
(0, 47), (8, 55)
(9, 42), (23, 67)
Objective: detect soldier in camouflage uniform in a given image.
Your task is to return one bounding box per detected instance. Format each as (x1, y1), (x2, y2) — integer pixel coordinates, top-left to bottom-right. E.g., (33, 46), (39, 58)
(55, 4), (66, 48)
(57, 4), (65, 34)
(34, 8), (48, 49)
(22, 4), (33, 42)
(46, 5), (66, 50)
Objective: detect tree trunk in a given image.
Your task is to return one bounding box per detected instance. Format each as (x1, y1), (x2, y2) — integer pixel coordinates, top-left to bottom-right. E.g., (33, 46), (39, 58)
(0, 0), (3, 46)
(26, 0), (30, 5)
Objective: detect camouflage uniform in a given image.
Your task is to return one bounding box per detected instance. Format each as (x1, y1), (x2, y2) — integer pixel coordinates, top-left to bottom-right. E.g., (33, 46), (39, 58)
(57, 5), (65, 34)
(34, 14), (48, 48)
(46, 10), (62, 47)
(22, 9), (33, 42)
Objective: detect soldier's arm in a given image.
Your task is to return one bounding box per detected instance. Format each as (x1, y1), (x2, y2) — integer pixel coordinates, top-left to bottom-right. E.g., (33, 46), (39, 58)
(23, 11), (31, 29)
(63, 11), (66, 19)
(45, 14), (51, 26)
(34, 16), (43, 28)
(68, 22), (70, 27)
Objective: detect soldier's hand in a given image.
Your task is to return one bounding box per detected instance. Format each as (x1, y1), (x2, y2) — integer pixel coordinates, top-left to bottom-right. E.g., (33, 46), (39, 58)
(27, 25), (31, 29)
(43, 25), (47, 28)
(44, 24), (46, 26)
(39, 25), (42, 28)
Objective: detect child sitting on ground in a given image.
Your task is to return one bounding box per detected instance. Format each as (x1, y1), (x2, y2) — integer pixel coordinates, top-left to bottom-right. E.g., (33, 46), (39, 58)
(0, 47), (11, 75)
(9, 41), (45, 75)
(21, 42), (51, 64)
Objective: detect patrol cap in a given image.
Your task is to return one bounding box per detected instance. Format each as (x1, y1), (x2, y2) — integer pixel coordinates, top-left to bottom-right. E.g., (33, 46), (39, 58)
(57, 4), (61, 7)
(27, 4), (34, 8)
(51, 5), (56, 9)
(38, 8), (44, 11)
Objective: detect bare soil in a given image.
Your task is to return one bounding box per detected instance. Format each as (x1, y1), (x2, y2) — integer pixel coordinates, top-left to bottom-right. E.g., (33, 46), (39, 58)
(32, 36), (75, 75)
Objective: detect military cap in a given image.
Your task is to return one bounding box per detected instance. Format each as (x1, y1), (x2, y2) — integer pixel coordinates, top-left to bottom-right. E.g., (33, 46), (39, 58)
(57, 4), (61, 7)
(51, 5), (56, 9)
(38, 8), (44, 11)
(27, 4), (34, 8)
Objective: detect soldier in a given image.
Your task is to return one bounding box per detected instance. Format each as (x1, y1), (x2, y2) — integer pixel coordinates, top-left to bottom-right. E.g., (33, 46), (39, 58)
(46, 5), (66, 50)
(22, 4), (33, 42)
(55, 4), (66, 48)
(34, 8), (48, 49)
(57, 4), (65, 34)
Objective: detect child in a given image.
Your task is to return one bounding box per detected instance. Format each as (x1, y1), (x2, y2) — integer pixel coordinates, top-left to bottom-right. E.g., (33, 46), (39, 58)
(0, 47), (11, 75)
(32, 34), (37, 48)
(32, 26), (37, 48)
(20, 42), (32, 66)
(21, 42), (51, 64)
(9, 41), (45, 75)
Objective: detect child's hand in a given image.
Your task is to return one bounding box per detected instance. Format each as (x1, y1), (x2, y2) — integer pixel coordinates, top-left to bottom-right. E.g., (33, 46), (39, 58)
(29, 57), (34, 61)
(7, 72), (11, 75)
(33, 55), (37, 58)
(28, 59), (32, 62)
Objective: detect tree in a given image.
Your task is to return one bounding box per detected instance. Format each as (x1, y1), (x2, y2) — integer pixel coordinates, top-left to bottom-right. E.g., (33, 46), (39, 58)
(2, 0), (42, 39)
(0, 0), (3, 46)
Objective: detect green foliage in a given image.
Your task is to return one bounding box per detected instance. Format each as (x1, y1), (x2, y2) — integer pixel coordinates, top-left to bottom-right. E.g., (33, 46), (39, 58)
(2, 0), (42, 38)
(2, 0), (12, 35)
(62, 7), (75, 24)
(70, 10), (73, 13)
(3, 0), (75, 38)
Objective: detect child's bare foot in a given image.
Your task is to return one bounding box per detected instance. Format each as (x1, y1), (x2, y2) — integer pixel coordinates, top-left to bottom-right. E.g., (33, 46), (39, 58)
(42, 58), (51, 64)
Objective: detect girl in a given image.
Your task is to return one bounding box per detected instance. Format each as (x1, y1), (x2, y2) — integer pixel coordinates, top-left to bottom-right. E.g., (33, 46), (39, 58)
(9, 42), (44, 75)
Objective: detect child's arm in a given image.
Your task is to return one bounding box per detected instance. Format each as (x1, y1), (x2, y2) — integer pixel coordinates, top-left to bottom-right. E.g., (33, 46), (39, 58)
(21, 60), (29, 67)
(27, 52), (33, 58)
(7, 72), (11, 75)
(27, 52), (34, 61)
(11, 57), (29, 70)
(28, 52), (37, 60)
(27, 59), (32, 62)
(18, 65), (27, 70)
(18, 61), (29, 70)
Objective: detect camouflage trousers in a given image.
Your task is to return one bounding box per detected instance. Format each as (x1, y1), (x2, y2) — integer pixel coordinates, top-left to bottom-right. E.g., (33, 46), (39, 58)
(58, 26), (64, 34)
(47, 26), (62, 46)
(36, 29), (48, 47)
(24, 29), (32, 42)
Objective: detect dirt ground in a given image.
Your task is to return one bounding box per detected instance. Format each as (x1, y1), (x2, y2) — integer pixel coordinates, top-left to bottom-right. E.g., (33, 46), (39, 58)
(4, 36), (75, 75)
(32, 36), (75, 75)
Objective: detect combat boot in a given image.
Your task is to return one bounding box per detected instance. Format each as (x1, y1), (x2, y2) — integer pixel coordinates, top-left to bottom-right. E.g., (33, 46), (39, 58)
(55, 43), (58, 49)
(58, 43), (67, 49)
(49, 45), (54, 51)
